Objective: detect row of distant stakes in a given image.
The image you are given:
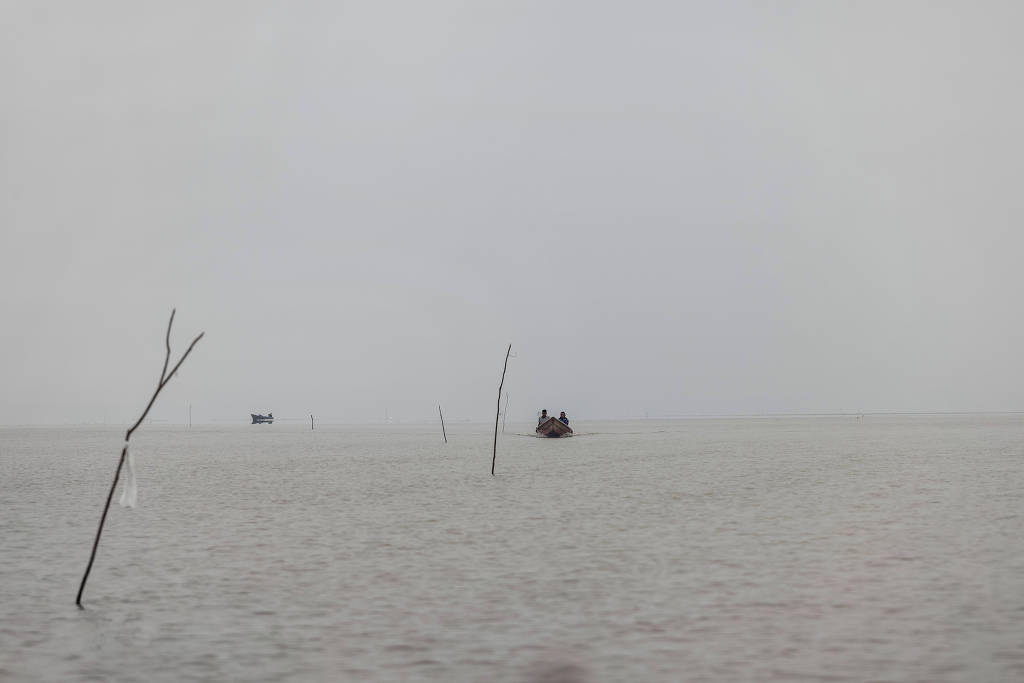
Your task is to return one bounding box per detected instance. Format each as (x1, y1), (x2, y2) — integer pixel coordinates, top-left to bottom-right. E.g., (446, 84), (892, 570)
(75, 310), (511, 607)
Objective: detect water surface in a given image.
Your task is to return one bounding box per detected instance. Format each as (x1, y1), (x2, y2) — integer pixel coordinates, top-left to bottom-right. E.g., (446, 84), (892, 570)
(1, 417), (1022, 681)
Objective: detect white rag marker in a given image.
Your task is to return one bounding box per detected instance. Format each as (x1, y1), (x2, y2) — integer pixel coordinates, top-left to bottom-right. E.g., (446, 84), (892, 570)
(119, 442), (137, 508)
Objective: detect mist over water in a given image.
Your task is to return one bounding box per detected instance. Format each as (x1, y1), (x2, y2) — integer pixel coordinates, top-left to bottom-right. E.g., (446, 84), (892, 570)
(4, 2), (1024, 426)
(5, 3), (1024, 679)
(2, 416), (1022, 682)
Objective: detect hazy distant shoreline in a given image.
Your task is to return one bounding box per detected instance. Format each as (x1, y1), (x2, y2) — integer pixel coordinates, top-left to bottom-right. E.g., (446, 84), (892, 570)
(4, 410), (1023, 429)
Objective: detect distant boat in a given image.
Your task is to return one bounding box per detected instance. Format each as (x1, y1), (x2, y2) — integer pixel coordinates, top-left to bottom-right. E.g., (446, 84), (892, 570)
(536, 417), (573, 438)
(251, 413), (274, 424)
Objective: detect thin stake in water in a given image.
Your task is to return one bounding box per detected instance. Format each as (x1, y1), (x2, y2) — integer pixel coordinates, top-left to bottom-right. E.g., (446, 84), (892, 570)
(75, 309), (204, 608)
(492, 344), (511, 476)
(439, 405), (447, 443)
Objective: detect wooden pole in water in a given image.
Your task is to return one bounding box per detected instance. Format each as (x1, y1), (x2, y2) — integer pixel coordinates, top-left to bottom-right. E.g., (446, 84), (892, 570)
(75, 309), (204, 608)
(492, 344), (511, 476)
(438, 405), (447, 443)
(310, 414), (314, 431)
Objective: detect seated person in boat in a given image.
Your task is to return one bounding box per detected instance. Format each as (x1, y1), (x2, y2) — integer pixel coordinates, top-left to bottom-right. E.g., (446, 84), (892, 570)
(538, 409), (549, 425)
(559, 411), (569, 425)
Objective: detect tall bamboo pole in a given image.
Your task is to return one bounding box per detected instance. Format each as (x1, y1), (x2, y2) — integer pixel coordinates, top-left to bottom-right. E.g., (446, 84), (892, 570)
(438, 405), (447, 443)
(492, 344), (511, 475)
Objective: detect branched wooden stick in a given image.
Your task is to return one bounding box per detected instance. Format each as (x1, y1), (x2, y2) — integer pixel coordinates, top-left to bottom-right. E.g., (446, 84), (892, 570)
(76, 309), (204, 607)
(491, 344), (511, 476)
(159, 309), (174, 385)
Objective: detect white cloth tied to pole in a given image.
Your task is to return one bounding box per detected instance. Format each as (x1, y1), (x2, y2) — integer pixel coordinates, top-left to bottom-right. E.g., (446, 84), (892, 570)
(118, 442), (138, 508)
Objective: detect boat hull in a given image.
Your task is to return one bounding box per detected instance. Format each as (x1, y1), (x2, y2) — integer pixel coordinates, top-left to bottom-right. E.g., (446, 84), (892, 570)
(536, 417), (573, 438)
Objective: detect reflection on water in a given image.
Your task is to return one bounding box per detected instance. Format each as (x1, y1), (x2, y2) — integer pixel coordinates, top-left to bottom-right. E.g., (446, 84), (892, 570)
(1, 417), (1023, 682)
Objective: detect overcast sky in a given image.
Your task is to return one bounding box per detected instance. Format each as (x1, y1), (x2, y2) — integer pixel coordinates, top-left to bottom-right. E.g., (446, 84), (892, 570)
(2, 1), (1023, 425)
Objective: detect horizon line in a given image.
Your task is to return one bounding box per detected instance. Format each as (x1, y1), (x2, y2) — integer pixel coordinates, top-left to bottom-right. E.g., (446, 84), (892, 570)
(3, 409), (1024, 428)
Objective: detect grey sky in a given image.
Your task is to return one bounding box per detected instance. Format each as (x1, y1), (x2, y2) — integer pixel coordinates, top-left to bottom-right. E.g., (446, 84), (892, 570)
(2, 1), (1022, 425)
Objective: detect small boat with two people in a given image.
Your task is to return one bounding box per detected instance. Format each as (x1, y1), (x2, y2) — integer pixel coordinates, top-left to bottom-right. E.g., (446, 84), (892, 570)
(251, 413), (274, 424)
(536, 409), (573, 438)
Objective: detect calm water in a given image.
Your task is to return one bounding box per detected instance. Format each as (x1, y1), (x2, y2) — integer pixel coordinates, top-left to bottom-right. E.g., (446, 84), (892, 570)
(1, 417), (1023, 682)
